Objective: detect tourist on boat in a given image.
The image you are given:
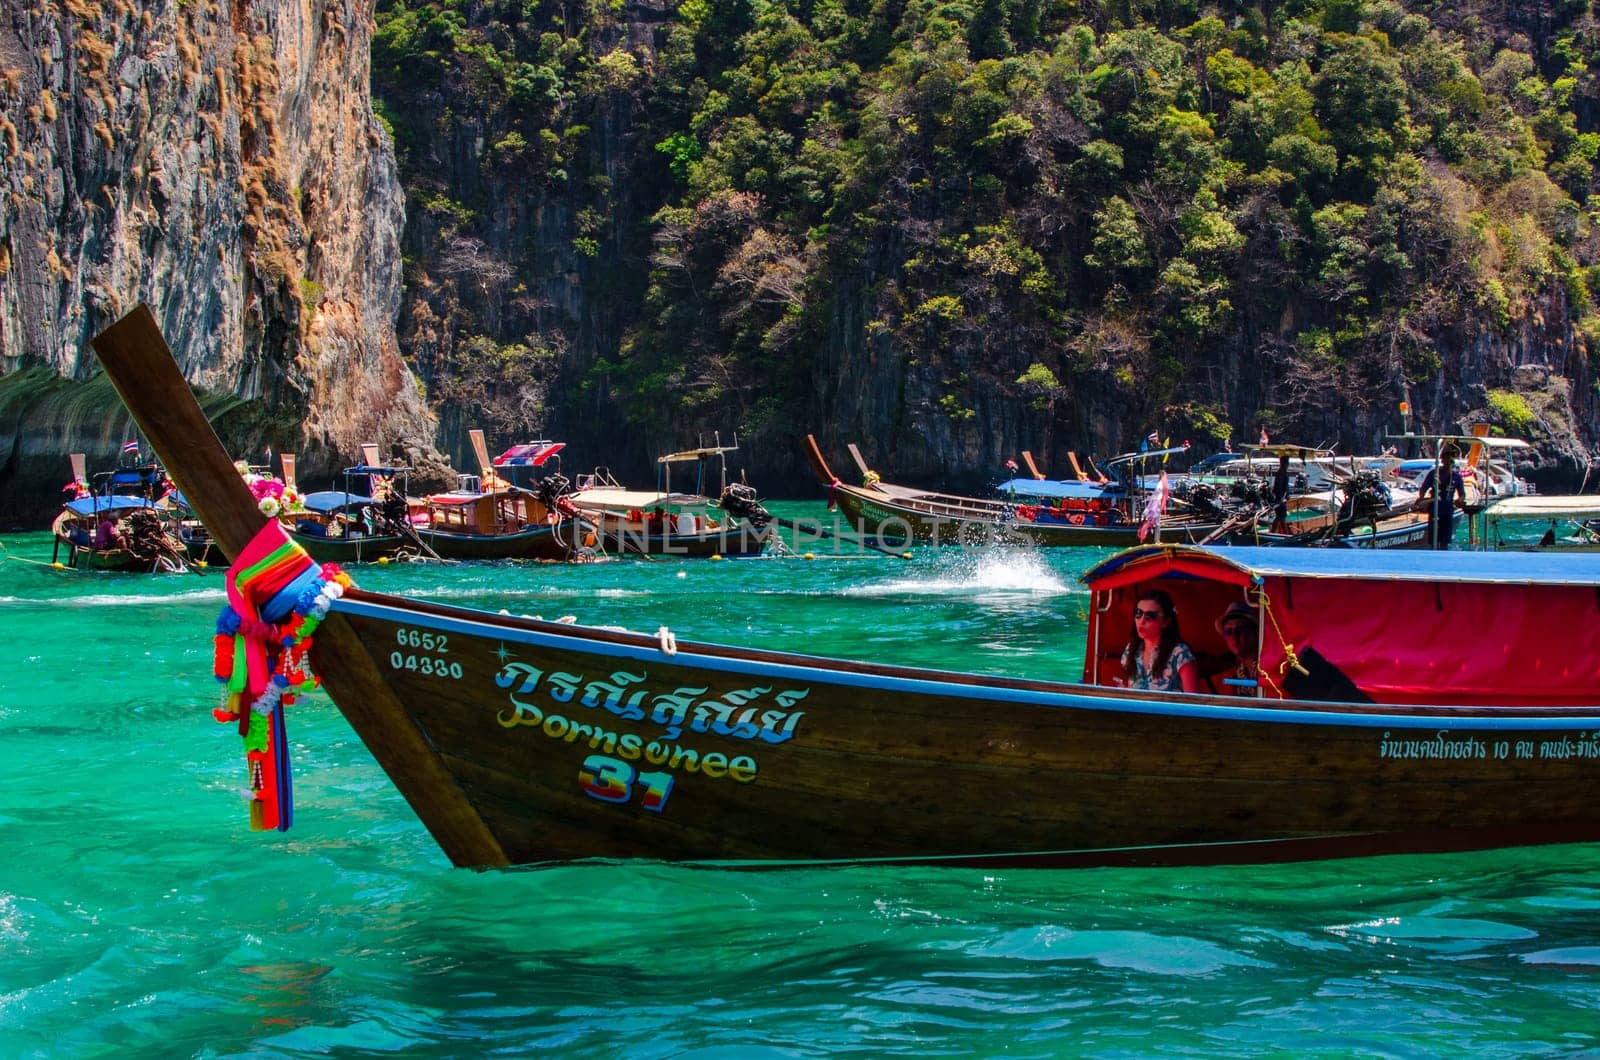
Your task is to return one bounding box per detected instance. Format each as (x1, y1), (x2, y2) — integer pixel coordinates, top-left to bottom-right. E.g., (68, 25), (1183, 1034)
(1270, 454), (1291, 533)
(1416, 445), (1468, 549)
(1117, 590), (1200, 693)
(93, 515), (122, 551)
(1212, 602), (1260, 696)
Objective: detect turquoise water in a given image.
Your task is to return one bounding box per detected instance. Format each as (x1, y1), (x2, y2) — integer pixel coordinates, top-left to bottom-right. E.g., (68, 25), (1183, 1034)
(3, 507), (1599, 1057)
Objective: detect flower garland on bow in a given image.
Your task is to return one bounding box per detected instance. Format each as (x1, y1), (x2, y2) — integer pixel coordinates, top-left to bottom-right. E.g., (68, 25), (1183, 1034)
(211, 518), (353, 831)
(235, 461), (305, 519)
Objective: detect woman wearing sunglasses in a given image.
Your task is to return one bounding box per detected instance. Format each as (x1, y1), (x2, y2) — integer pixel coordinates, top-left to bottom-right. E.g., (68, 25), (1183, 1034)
(1118, 589), (1200, 693)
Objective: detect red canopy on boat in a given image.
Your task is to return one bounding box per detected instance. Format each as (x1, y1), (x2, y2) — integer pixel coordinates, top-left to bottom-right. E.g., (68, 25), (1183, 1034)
(1082, 545), (1600, 707)
(494, 442), (565, 467)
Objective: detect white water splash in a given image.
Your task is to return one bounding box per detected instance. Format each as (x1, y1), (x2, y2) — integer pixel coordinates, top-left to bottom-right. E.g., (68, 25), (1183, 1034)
(843, 548), (1072, 598)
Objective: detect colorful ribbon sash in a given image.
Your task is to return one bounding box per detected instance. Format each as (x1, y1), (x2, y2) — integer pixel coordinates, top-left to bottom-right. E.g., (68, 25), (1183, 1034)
(211, 519), (352, 831)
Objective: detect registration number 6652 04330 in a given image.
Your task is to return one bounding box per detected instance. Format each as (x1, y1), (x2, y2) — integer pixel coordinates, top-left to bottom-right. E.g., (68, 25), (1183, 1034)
(390, 627), (463, 679)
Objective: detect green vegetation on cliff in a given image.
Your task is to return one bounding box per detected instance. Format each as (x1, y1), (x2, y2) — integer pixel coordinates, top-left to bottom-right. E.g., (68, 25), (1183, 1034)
(372, 0), (1599, 478)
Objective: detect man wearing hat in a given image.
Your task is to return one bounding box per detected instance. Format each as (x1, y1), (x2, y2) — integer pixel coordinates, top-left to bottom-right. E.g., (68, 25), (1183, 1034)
(1214, 602), (1260, 695)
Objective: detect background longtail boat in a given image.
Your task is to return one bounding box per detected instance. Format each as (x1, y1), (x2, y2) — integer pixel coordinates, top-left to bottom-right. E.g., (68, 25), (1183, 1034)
(568, 443), (768, 557)
(50, 452), (191, 572)
(803, 435), (1223, 547)
(93, 306), (1600, 869)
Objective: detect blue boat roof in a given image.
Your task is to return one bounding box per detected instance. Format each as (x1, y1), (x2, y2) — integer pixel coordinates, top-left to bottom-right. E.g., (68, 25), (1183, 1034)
(996, 478), (1120, 500)
(302, 490), (374, 513)
(65, 496), (155, 516)
(1083, 544), (1600, 588)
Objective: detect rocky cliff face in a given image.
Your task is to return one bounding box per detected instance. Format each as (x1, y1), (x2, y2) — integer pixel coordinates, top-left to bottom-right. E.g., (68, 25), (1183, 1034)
(0, 0), (435, 524)
(368, 2), (1596, 499)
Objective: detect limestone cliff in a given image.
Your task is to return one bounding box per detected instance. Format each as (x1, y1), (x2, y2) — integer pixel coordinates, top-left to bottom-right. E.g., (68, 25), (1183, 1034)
(0, 0), (434, 523)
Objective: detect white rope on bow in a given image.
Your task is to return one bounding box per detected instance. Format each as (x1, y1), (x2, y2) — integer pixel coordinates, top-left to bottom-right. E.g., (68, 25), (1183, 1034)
(657, 625), (678, 655)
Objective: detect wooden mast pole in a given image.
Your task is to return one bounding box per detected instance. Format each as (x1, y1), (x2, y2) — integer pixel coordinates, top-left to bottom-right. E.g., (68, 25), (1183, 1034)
(91, 305), (509, 868)
(91, 306), (267, 559)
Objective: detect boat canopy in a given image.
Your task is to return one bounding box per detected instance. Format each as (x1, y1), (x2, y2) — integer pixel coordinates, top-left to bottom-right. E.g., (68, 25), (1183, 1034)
(1105, 444), (1192, 467)
(658, 445), (738, 464)
(996, 478), (1120, 500)
(301, 490), (374, 513)
(1242, 444), (1333, 458)
(424, 488), (528, 506)
(342, 464), (409, 476)
(570, 488), (706, 511)
(1388, 434), (1534, 451)
(1486, 496), (1600, 521)
(494, 441), (565, 467)
(64, 495), (155, 516)
(109, 468), (160, 488)
(1081, 544), (1600, 706)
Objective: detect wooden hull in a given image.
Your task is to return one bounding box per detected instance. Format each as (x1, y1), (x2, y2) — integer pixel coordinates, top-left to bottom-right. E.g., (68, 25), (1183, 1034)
(1332, 512), (1433, 548)
(50, 510), (172, 572)
(828, 480), (1217, 548)
(1224, 512), (1433, 549)
(315, 587), (1600, 868)
(51, 535), (155, 571)
(176, 523), (226, 564)
(593, 526), (768, 558)
(291, 531), (411, 564)
(418, 523), (578, 561)
(803, 435), (1218, 547)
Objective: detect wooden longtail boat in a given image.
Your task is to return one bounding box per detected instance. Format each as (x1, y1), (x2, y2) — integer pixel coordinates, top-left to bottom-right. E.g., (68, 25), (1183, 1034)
(803, 435), (1222, 547)
(569, 444), (766, 558)
(413, 483), (581, 561)
(93, 306), (1600, 868)
(412, 429), (583, 561)
(51, 496), (185, 571)
(51, 453), (190, 572)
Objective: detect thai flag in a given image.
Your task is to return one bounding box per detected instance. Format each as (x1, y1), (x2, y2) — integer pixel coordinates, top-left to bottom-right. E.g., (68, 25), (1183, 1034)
(1223, 438), (1232, 453)
(121, 440), (140, 454)
(1259, 428), (1269, 446)
(1147, 431), (1160, 447)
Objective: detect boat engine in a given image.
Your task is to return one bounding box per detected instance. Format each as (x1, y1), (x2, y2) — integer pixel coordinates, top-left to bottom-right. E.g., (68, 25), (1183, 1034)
(718, 483), (775, 529)
(1181, 481), (1230, 520)
(1339, 471), (1390, 518)
(535, 473), (580, 519)
(1229, 479), (1265, 507)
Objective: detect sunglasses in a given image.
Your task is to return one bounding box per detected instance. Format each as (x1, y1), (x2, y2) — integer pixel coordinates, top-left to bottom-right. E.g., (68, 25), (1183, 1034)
(1132, 608), (1165, 621)
(1221, 623), (1254, 638)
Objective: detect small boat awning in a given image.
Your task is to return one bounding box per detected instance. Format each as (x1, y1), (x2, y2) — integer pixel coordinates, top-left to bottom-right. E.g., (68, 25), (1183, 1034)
(1084, 544), (1600, 589)
(302, 490), (373, 513)
(495, 442), (565, 466)
(570, 488), (705, 511)
(1388, 434), (1534, 451)
(1105, 444), (1192, 467)
(64, 496), (155, 516)
(658, 445), (738, 463)
(996, 478), (1119, 500)
(1486, 495), (1600, 521)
